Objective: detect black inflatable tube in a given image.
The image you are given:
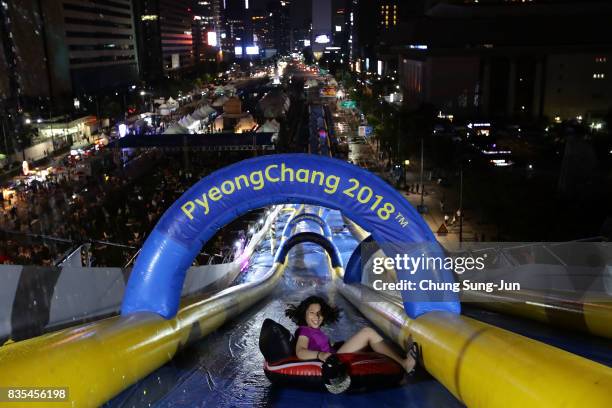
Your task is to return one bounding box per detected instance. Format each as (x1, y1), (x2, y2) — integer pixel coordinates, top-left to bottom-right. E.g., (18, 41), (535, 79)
(274, 232), (343, 268)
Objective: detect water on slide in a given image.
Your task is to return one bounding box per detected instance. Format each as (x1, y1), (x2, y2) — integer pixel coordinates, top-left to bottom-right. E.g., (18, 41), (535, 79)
(105, 208), (463, 407)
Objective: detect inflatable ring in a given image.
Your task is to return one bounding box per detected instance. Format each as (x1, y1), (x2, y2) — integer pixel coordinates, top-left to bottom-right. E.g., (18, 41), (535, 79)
(264, 352), (404, 391)
(259, 319), (404, 392)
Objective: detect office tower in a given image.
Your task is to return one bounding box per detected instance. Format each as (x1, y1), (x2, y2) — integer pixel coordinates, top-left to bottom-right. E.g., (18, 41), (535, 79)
(134, 0), (194, 80)
(57, 0), (139, 93)
(223, 0), (249, 57)
(267, 1), (291, 55)
(194, 0), (223, 64)
(312, 0), (332, 57)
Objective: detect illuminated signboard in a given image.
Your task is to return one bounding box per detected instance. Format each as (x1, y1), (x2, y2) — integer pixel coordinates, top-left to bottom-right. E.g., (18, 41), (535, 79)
(207, 31), (217, 47)
(246, 45), (259, 55)
(314, 34), (330, 44)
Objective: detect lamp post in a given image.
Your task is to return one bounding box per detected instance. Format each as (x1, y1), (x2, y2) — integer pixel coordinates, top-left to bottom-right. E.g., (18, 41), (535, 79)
(404, 159), (410, 188)
(140, 90), (147, 113)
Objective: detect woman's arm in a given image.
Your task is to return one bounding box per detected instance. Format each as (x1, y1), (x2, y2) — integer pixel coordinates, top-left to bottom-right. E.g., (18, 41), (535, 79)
(296, 335), (331, 361)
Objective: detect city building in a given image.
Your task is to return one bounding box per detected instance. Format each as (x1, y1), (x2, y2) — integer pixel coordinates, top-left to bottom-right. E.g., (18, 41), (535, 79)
(289, 1), (311, 52)
(134, 0), (194, 81)
(193, 0), (223, 65)
(312, 0), (332, 59)
(223, 0), (250, 58)
(267, 0), (291, 56)
(393, 1), (612, 121)
(251, 10), (271, 57)
(1, 0), (140, 107)
(0, 0), (139, 154)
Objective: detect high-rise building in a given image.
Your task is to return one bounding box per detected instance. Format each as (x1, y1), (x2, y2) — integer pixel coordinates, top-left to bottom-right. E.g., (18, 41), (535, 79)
(1, 0), (139, 103)
(394, 1), (612, 119)
(58, 0), (139, 93)
(223, 0), (250, 57)
(378, 0), (398, 32)
(289, 0), (311, 52)
(312, 0), (332, 57)
(331, 0), (349, 61)
(193, 0), (223, 64)
(267, 0), (291, 55)
(0, 0), (140, 154)
(251, 10), (271, 56)
(134, 0), (195, 80)
(0, 0), (58, 110)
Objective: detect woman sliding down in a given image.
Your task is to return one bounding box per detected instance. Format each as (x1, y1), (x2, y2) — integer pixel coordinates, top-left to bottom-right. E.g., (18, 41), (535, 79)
(285, 295), (419, 373)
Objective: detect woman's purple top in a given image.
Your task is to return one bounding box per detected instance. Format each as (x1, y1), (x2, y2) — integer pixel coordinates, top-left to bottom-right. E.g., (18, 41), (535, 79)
(296, 326), (334, 353)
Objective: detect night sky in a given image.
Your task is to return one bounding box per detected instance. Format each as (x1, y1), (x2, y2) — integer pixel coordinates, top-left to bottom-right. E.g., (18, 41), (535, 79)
(250, 0), (312, 28)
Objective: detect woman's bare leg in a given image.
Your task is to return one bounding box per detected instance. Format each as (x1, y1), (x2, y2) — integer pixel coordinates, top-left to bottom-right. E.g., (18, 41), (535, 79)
(337, 327), (415, 372)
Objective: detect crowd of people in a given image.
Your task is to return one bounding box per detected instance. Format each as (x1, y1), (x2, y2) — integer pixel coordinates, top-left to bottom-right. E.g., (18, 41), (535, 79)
(0, 146), (257, 267)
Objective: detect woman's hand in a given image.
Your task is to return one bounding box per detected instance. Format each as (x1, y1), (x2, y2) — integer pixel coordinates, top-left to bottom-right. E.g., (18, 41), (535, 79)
(318, 352), (332, 362)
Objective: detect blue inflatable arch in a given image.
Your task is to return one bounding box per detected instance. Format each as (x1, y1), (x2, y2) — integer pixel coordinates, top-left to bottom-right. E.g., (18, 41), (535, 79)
(121, 154), (460, 319)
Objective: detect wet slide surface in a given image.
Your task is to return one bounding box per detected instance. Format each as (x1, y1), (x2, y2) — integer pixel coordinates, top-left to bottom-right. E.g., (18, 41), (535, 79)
(105, 208), (464, 407)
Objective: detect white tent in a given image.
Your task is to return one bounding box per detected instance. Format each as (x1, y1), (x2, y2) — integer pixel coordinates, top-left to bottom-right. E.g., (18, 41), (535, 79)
(257, 119), (281, 133)
(163, 123), (188, 134)
(192, 105), (216, 121)
(258, 119), (281, 143)
(179, 114), (198, 129)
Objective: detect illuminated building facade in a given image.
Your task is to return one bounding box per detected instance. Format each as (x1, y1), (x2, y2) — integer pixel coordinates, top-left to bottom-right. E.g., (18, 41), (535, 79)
(193, 0), (223, 64)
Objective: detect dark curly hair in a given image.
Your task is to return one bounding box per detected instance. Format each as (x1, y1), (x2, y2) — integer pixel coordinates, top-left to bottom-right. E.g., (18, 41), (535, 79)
(285, 295), (341, 326)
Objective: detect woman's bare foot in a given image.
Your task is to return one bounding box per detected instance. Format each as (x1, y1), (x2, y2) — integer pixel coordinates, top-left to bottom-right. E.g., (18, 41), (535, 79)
(403, 356), (416, 373)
